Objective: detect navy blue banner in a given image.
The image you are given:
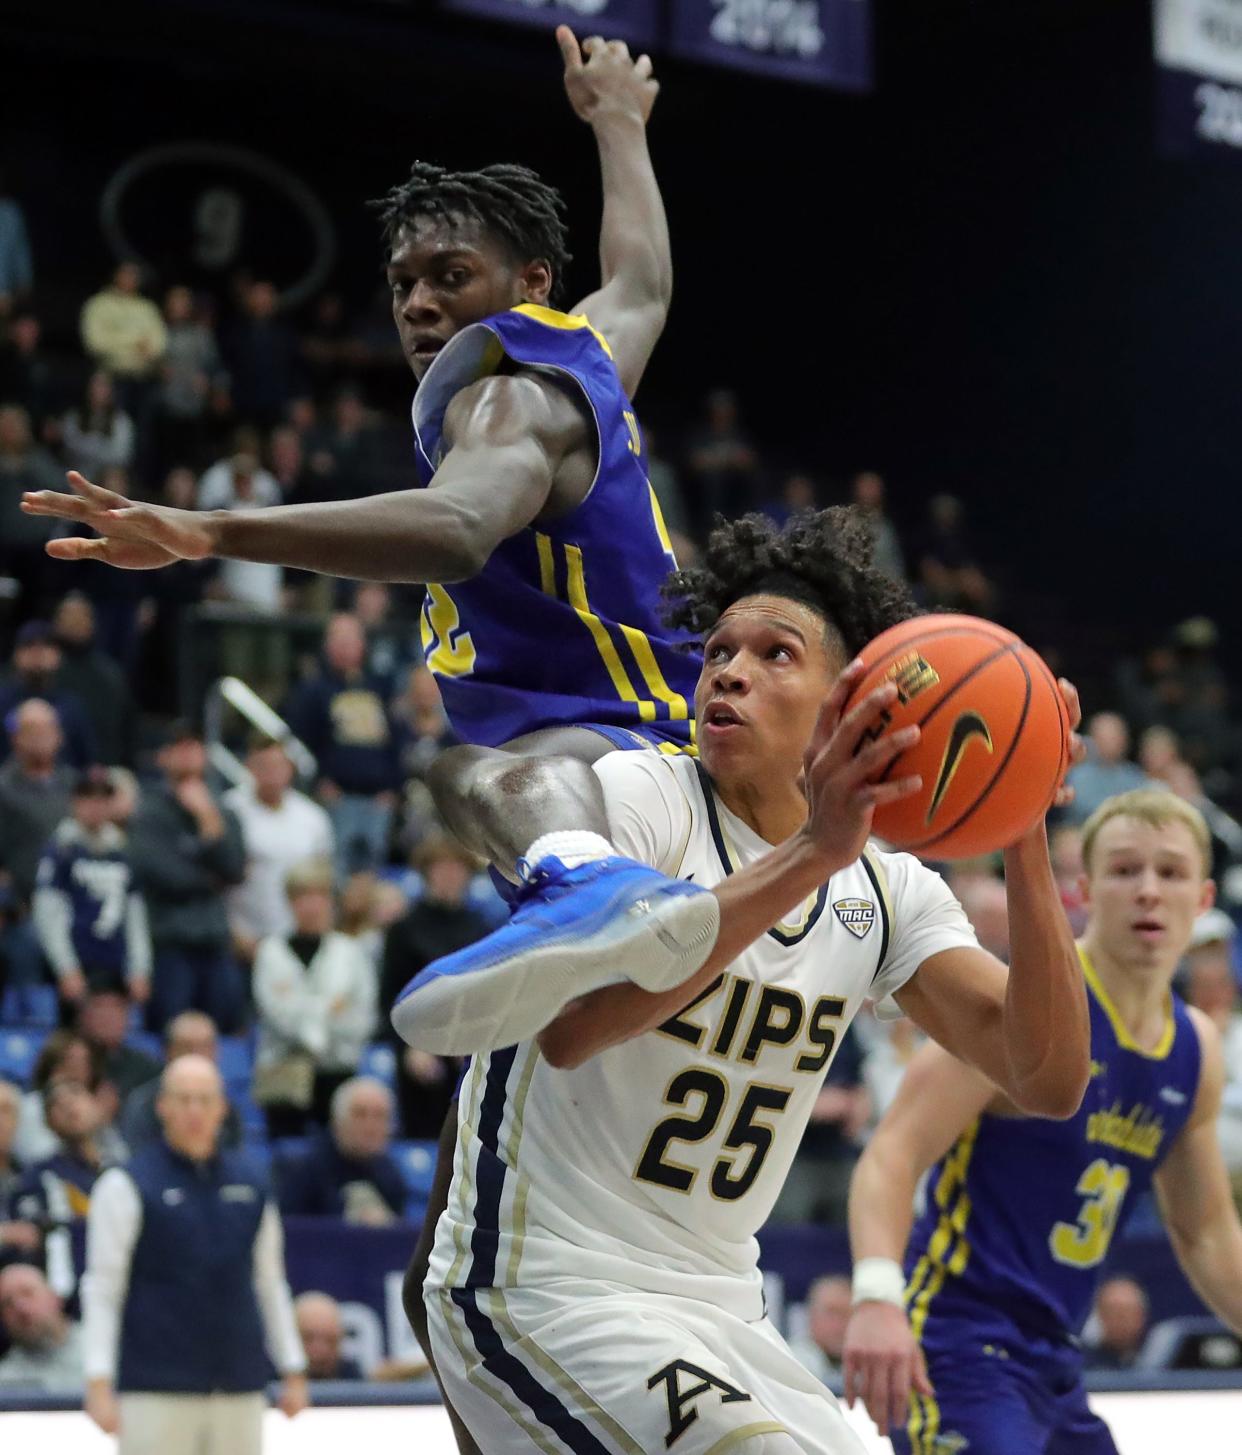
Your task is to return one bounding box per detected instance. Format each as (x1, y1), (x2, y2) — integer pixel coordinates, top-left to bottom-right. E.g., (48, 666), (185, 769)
(1158, 64), (1242, 154)
(272, 1218), (1207, 1370)
(1155, 0), (1242, 155)
(670, 0), (871, 91)
(440, 0), (660, 48)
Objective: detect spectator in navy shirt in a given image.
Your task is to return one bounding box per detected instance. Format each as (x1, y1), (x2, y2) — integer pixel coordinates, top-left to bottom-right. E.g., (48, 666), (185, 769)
(34, 768), (152, 1016)
(284, 614), (406, 877)
(0, 621), (97, 769)
(276, 1077), (405, 1225)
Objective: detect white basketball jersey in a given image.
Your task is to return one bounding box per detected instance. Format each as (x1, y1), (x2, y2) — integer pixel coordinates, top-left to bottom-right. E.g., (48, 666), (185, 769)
(428, 751), (979, 1318)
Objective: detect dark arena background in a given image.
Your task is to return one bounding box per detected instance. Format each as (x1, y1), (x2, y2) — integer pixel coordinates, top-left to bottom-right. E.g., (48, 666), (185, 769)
(1, 1), (1241, 1450)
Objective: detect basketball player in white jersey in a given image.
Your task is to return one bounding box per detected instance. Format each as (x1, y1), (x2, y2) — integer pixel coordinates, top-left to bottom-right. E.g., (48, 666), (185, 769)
(417, 508), (1090, 1455)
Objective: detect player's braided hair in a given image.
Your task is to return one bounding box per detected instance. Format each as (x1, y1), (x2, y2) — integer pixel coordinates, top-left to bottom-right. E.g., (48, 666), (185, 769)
(370, 161), (572, 305)
(662, 507), (919, 659)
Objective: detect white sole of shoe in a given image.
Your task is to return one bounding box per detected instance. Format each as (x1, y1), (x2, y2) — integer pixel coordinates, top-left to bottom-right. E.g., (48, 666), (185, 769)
(391, 891), (721, 1057)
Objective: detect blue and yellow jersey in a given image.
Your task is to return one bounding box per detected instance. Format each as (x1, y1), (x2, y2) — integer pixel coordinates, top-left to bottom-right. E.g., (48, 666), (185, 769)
(905, 947), (1201, 1350)
(411, 304), (699, 749)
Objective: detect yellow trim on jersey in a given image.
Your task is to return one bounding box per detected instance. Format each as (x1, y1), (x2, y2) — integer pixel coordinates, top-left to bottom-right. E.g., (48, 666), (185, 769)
(907, 1390), (945, 1455)
(512, 302), (614, 359)
(702, 1423), (789, 1455)
(1079, 944), (1175, 1060)
(907, 1391), (924, 1452)
(619, 622), (691, 720)
(648, 481), (675, 556)
(533, 534), (690, 727)
(906, 1118), (980, 1343)
(489, 1290), (648, 1455)
(921, 1391), (943, 1453)
(657, 718), (699, 757)
(535, 532), (557, 597)
(564, 543), (657, 723)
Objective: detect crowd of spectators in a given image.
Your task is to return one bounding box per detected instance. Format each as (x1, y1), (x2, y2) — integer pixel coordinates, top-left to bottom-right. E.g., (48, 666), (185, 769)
(3, 197), (1242, 1401)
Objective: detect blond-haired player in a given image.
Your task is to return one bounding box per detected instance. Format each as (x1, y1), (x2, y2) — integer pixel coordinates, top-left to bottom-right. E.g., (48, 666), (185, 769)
(844, 788), (1242, 1454)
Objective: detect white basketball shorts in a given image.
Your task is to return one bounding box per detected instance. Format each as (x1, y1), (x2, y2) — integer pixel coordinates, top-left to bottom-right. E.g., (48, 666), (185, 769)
(426, 1277), (866, 1454)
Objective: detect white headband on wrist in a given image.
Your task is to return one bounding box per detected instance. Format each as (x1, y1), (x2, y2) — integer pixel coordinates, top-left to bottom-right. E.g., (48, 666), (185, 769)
(851, 1257), (906, 1308)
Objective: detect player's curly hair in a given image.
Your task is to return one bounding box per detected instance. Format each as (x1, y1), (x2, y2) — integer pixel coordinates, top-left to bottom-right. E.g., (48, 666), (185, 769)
(662, 508), (919, 659)
(370, 161), (572, 305)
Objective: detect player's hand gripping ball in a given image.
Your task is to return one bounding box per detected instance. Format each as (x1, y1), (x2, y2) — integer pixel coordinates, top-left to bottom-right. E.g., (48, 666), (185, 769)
(846, 615), (1074, 858)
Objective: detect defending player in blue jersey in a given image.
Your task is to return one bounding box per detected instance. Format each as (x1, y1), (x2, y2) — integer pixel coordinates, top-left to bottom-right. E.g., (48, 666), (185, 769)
(843, 789), (1242, 1453)
(22, 29), (717, 1038)
(25, 32), (714, 1454)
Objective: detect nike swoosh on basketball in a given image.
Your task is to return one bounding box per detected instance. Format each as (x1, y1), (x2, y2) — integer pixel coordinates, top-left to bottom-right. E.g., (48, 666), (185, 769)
(927, 711), (994, 824)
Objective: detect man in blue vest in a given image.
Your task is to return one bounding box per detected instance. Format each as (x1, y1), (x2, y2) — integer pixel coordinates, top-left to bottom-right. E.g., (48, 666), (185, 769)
(81, 1055), (307, 1454)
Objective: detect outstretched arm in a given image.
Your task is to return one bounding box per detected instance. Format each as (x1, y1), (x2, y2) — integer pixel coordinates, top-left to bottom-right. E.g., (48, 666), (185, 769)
(559, 28), (671, 397)
(1155, 1008), (1242, 1335)
(22, 372), (584, 581)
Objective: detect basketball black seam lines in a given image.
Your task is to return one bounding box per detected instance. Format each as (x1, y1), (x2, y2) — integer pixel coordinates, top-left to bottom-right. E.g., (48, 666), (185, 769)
(876, 638), (1015, 786)
(901, 648), (1034, 853)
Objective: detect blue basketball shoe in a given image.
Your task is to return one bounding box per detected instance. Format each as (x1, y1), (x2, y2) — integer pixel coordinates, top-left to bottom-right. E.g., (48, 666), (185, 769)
(390, 856), (719, 1056)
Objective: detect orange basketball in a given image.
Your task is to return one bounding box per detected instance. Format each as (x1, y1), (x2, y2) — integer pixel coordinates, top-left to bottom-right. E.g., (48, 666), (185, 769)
(848, 614), (1071, 859)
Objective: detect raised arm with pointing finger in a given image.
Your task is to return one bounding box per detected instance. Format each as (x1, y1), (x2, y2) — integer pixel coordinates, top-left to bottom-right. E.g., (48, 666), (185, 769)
(42, 37), (699, 1455)
(21, 29), (670, 585)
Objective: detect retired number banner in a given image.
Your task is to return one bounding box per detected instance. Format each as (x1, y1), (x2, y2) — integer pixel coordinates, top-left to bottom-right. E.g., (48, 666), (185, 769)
(1155, 0), (1242, 153)
(440, 0), (660, 48)
(670, 0), (872, 91)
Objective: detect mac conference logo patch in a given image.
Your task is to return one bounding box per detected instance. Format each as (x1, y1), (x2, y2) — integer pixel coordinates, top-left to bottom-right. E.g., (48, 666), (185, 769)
(833, 898), (875, 939)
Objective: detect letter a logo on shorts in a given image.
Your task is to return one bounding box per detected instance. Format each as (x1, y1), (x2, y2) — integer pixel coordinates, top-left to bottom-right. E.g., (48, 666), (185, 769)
(647, 1360), (751, 1448)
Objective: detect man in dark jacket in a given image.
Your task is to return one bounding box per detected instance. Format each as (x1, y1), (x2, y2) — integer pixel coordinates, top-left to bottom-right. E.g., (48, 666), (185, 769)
(82, 1055), (307, 1451)
(52, 594), (137, 767)
(284, 613), (405, 878)
(0, 621), (97, 768)
(128, 725), (246, 1033)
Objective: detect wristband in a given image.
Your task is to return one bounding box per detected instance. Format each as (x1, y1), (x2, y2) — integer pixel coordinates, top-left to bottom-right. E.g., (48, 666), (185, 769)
(851, 1257), (906, 1308)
